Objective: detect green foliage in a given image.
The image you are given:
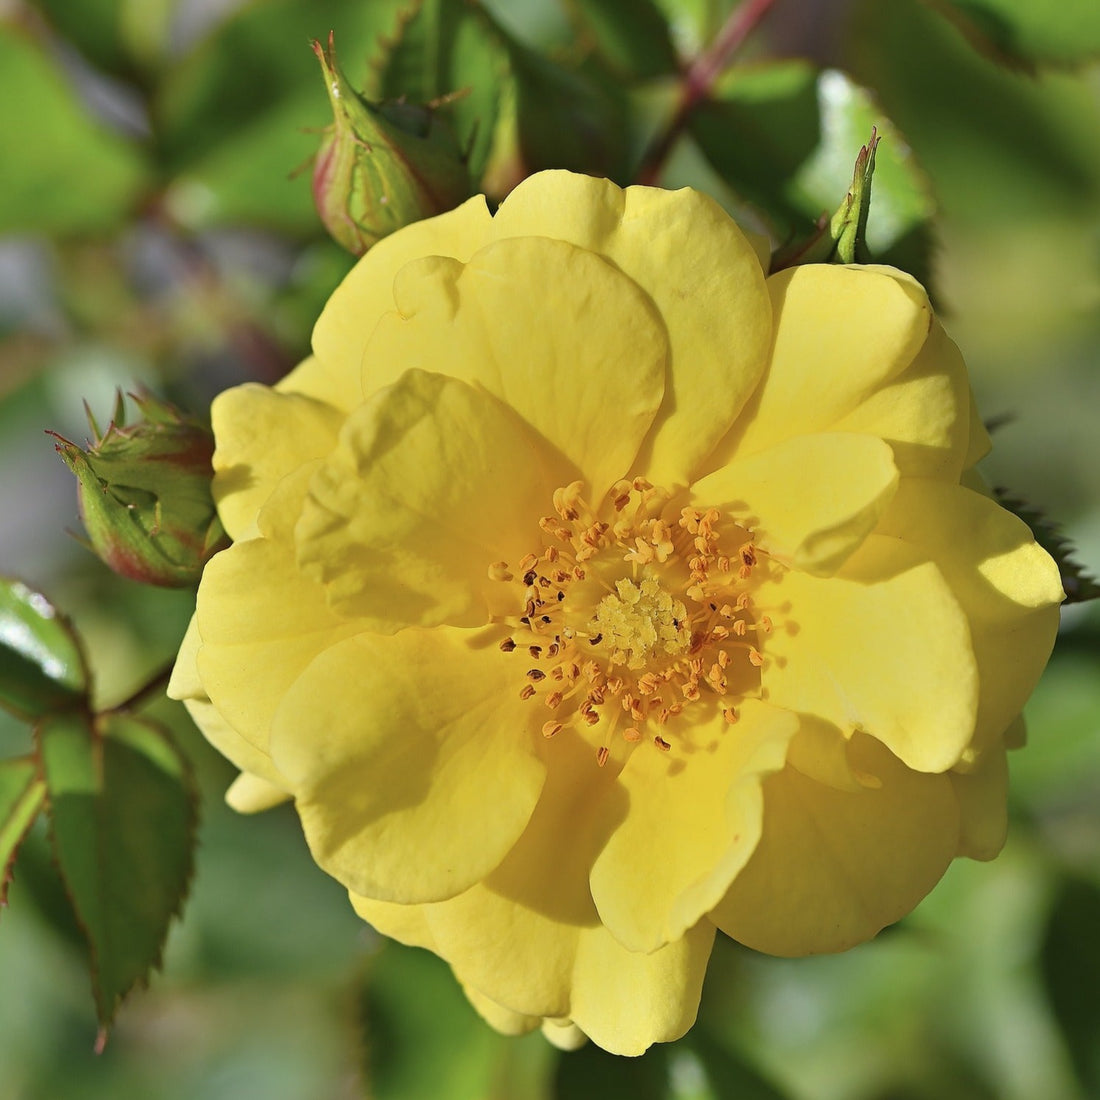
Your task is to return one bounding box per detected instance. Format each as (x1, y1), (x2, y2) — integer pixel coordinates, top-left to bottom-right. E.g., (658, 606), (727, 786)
(1041, 877), (1100, 1094)
(936, 0), (1100, 67)
(362, 943), (555, 1100)
(0, 757), (46, 906)
(156, 0), (412, 233)
(688, 59), (822, 235)
(0, 571), (199, 1046)
(842, 0), (1100, 225)
(38, 711), (196, 1042)
(372, 0), (510, 183)
(553, 1041), (669, 1099)
(564, 0), (681, 80)
(0, 578), (89, 721)
(0, 23), (149, 236)
(3, 0), (1100, 1094)
(680, 1028), (792, 1100)
(788, 70), (935, 277)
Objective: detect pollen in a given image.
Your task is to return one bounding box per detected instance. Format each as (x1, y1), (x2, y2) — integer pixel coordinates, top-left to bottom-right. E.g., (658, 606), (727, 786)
(593, 576), (690, 670)
(490, 478), (774, 767)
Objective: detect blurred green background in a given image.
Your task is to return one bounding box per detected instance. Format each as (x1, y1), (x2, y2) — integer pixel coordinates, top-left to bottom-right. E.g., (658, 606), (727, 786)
(1, 0), (1098, 1097)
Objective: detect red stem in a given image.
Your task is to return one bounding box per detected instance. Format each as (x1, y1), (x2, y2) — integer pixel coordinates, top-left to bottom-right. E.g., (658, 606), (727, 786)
(636, 0), (779, 185)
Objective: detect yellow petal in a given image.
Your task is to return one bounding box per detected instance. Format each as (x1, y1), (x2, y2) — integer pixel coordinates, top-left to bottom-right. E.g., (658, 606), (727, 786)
(351, 892), (439, 953)
(295, 370), (572, 630)
(491, 171), (771, 486)
(362, 235), (666, 500)
(167, 613), (205, 702)
(569, 918), (715, 1056)
(711, 734), (958, 955)
(358, 895), (712, 1055)
(691, 432), (899, 576)
(169, 616), (292, 794)
(542, 1019), (587, 1051)
(225, 772), (291, 813)
(211, 383), (344, 539)
(271, 628), (546, 904)
(876, 480), (1063, 752)
(785, 714), (873, 793)
(414, 730), (611, 1020)
(950, 743), (1008, 860)
(355, 730), (717, 1055)
(196, 465), (361, 755)
(181, 697), (290, 793)
(312, 193), (493, 395)
(589, 700), (796, 954)
(463, 984), (540, 1037)
(274, 354), (360, 413)
(830, 321), (971, 480)
(757, 534), (978, 772)
(710, 265), (933, 468)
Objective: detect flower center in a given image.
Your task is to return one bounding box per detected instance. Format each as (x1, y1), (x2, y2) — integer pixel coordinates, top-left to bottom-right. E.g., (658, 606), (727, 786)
(489, 477), (773, 768)
(593, 577), (689, 669)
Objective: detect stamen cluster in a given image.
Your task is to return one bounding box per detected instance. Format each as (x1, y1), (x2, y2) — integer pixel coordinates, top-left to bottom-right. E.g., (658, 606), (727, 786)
(489, 478), (774, 766)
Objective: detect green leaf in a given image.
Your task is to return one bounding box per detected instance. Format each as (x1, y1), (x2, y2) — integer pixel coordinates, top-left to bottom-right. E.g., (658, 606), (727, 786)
(649, 0), (737, 58)
(156, 0), (410, 230)
(0, 756), (46, 908)
(31, 0), (174, 73)
(935, 0), (1100, 68)
(29, 0), (130, 75)
(362, 942), (554, 1100)
(691, 60), (935, 283)
(38, 712), (197, 1041)
(0, 24), (149, 236)
(374, 1), (629, 184)
(842, 0), (1100, 226)
(0, 578), (90, 721)
(507, 39), (631, 180)
(681, 1028), (793, 1100)
(688, 59), (823, 236)
(372, 0), (511, 183)
(564, 0), (681, 80)
(1040, 877), (1100, 1094)
(552, 1040), (669, 1099)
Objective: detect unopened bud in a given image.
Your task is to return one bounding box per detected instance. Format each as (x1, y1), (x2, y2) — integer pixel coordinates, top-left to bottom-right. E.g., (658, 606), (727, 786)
(311, 33), (471, 255)
(51, 392), (228, 587)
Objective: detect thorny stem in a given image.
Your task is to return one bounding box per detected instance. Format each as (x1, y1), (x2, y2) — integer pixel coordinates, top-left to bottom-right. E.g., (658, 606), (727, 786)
(635, 0), (779, 186)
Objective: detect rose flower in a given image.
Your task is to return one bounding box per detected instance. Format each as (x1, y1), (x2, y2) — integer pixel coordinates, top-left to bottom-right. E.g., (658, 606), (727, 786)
(170, 170), (1063, 1055)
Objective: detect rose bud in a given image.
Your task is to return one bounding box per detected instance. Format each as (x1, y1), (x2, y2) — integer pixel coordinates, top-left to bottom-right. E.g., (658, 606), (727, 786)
(52, 392), (227, 587)
(311, 32), (471, 255)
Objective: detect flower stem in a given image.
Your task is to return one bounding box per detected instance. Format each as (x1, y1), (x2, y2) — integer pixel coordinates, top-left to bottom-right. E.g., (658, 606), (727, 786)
(635, 0), (779, 186)
(109, 660), (176, 714)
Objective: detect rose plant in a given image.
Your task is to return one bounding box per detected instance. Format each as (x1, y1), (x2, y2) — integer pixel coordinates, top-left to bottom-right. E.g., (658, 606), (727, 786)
(170, 170), (1062, 1055)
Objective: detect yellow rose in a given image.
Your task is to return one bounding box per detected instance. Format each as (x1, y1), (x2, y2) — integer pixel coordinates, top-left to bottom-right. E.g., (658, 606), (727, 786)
(169, 170), (1063, 1056)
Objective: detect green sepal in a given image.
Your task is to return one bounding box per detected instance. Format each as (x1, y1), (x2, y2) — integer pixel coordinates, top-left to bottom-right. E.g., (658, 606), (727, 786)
(771, 127), (880, 270)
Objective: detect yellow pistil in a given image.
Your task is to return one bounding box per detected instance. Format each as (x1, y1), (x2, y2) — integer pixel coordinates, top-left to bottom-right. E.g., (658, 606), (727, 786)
(491, 478), (774, 766)
(593, 577), (690, 670)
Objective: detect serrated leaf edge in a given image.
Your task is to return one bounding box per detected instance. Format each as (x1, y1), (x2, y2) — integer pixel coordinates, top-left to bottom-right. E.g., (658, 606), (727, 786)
(35, 713), (200, 1046)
